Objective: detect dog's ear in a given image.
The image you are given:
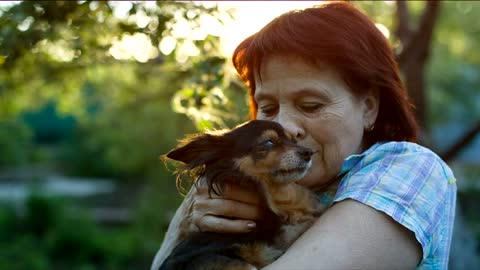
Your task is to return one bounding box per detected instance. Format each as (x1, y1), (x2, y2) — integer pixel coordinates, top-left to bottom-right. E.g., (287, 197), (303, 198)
(166, 133), (225, 166)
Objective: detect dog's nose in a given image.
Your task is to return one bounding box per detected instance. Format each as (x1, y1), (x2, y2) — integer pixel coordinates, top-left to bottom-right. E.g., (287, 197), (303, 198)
(298, 148), (314, 162)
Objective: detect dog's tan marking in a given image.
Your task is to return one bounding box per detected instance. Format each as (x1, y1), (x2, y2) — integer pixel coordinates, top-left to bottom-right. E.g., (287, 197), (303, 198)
(235, 149), (310, 184)
(237, 243), (283, 268)
(259, 182), (323, 224)
(274, 222), (315, 250)
(234, 152), (279, 182)
(258, 129), (279, 143)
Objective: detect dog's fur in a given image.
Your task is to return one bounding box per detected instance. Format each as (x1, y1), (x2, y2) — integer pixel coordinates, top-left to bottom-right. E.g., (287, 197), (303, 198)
(159, 120), (325, 270)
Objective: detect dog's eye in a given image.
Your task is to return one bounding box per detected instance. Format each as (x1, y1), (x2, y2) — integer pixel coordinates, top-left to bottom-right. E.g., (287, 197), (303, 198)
(261, 139), (275, 147)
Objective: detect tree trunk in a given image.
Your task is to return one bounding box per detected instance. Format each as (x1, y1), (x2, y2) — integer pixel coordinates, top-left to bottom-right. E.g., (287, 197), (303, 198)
(404, 58), (430, 144)
(393, 2), (480, 269)
(394, 0), (440, 144)
(394, 0), (480, 160)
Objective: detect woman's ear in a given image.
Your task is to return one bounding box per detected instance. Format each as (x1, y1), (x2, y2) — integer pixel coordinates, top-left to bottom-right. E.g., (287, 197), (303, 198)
(362, 89), (379, 130)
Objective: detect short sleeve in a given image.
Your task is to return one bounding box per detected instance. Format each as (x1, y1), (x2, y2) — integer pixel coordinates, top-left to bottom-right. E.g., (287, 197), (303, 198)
(333, 142), (456, 260)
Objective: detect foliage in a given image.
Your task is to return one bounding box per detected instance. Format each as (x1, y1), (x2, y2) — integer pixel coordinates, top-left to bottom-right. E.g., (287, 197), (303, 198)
(134, 169), (185, 251)
(427, 2), (480, 126)
(354, 1), (480, 129)
(0, 2), (243, 267)
(57, 64), (192, 178)
(0, 194), (149, 270)
(22, 100), (76, 143)
(0, 3), (248, 268)
(0, 0), (244, 124)
(0, 1), (248, 174)
(0, 120), (33, 167)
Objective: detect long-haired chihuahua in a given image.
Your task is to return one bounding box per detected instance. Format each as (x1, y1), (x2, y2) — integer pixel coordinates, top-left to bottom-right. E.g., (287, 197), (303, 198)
(159, 120), (325, 270)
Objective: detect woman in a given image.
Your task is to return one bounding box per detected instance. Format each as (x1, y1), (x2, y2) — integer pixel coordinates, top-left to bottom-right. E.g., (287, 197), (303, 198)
(152, 2), (456, 269)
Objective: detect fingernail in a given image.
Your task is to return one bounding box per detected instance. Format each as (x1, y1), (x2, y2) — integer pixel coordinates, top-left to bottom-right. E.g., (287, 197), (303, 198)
(247, 222), (256, 229)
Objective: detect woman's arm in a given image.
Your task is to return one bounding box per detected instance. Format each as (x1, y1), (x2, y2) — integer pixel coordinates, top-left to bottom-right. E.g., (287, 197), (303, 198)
(263, 199), (422, 270)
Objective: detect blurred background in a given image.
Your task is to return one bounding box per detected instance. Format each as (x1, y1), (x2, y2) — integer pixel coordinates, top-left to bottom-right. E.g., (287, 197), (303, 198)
(0, 1), (478, 269)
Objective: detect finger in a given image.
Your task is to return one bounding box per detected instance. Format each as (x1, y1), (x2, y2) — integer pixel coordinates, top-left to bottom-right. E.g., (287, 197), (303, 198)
(194, 178), (262, 205)
(199, 215), (257, 233)
(195, 197), (263, 220)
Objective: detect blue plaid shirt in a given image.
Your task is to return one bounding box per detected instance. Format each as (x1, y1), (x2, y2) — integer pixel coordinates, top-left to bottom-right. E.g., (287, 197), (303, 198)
(321, 141), (456, 270)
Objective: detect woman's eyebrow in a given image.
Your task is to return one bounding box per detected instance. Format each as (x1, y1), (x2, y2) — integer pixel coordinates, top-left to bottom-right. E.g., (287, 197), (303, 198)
(293, 88), (331, 100)
(255, 87), (331, 102)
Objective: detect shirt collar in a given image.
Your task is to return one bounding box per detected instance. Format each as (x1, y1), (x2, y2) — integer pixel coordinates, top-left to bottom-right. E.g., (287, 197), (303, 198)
(337, 142), (383, 176)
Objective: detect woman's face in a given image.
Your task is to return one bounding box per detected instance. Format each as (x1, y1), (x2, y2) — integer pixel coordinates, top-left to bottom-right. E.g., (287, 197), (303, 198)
(255, 55), (378, 188)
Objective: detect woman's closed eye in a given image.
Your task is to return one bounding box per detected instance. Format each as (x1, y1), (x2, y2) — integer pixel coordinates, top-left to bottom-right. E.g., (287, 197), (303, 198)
(259, 105), (277, 117)
(298, 102), (324, 113)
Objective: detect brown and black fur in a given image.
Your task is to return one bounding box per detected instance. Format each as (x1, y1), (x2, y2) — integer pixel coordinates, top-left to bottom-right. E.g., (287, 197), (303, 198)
(159, 120), (325, 270)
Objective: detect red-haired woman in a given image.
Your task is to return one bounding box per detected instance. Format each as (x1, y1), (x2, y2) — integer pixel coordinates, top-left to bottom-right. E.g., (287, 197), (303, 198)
(152, 2), (456, 269)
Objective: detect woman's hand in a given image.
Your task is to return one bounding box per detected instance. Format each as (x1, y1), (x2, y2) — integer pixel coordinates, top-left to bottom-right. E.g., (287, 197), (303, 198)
(189, 181), (264, 234)
(151, 180), (264, 270)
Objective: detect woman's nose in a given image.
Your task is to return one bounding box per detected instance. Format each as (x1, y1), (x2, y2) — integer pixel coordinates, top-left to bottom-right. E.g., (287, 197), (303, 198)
(274, 111), (305, 140)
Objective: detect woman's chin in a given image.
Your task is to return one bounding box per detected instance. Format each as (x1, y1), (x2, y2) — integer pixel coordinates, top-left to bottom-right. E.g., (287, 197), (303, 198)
(296, 171), (334, 190)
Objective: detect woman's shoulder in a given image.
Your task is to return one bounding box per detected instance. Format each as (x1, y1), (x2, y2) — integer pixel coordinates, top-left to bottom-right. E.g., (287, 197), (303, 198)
(328, 141), (456, 207)
(369, 141), (439, 157)
(363, 141), (441, 163)
(341, 141), (455, 183)
(334, 142), (457, 269)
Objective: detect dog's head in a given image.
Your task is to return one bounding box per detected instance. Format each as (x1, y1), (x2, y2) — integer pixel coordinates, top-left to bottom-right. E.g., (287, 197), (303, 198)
(165, 120), (314, 194)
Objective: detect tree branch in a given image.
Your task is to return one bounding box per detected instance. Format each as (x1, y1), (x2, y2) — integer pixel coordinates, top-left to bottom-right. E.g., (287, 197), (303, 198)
(397, 1), (441, 64)
(395, 0), (411, 44)
(441, 120), (480, 163)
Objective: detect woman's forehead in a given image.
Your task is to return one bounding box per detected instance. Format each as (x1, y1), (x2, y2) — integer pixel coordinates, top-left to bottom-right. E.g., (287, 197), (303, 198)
(254, 56), (349, 97)
(256, 55), (336, 80)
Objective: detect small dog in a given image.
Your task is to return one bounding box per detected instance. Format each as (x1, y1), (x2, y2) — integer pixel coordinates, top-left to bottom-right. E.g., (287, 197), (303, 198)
(159, 120), (325, 270)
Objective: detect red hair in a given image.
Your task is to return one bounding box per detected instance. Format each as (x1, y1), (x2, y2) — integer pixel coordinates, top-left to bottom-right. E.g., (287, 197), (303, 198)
(232, 2), (418, 144)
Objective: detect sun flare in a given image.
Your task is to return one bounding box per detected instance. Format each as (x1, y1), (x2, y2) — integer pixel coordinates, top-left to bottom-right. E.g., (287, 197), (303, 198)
(109, 1), (326, 62)
(214, 1), (323, 56)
